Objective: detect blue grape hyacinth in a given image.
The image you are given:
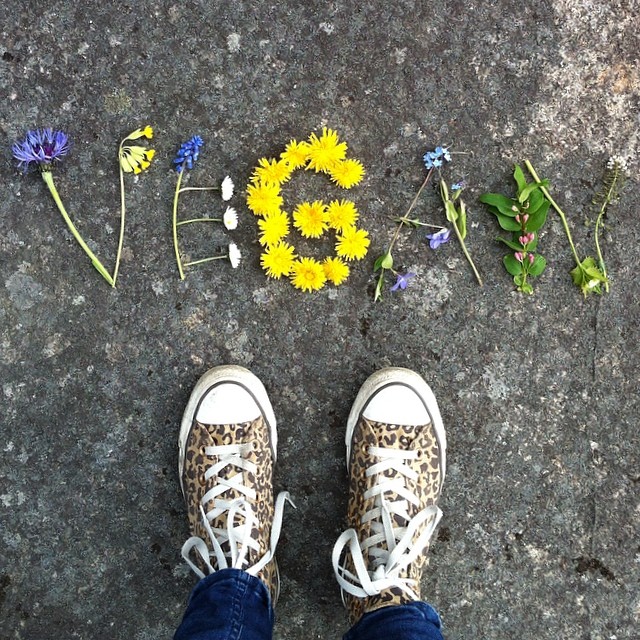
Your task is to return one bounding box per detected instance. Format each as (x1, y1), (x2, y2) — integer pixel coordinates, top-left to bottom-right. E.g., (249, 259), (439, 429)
(173, 135), (204, 171)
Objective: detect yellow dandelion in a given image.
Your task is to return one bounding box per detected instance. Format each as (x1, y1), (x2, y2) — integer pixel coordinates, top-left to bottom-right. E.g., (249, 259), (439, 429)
(329, 158), (365, 189)
(325, 199), (359, 231)
(252, 157), (293, 186)
(246, 181), (283, 217)
(293, 200), (328, 238)
(336, 226), (370, 261)
(280, 139), (311, 169)
(290, 257), (327, 292)
(260, 242), (297, 279)
(258, 210), (290, 246)
(306, 127), (347, 173)
(323, 257), (350, 286)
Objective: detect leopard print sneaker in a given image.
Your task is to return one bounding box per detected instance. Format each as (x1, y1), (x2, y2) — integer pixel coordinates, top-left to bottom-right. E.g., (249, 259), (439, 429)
(178, 365), (291, 605)
(332, 367), (447, 624)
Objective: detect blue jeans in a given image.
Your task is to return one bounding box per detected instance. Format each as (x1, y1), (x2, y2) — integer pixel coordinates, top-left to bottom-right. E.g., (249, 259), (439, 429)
(174, 569), (445, 640)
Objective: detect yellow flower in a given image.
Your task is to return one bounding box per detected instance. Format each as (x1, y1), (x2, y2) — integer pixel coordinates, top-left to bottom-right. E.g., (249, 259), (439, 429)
(280, 139), (310, 169)
(252, 157), (293, 186)
(329, 158), (365, 189)
(260, 242), (297, 279)
(293, 200), (328, 238)
(307, 127), (347, 173)
(336, 226), (370, 261)
(323, 257), (350, 285)
(247, 182), (283, 217)
(326, 199), (359, 231)
(290, 257), (327, 292)
(119, 145), (156, 174)
(258, 210), (290, 246)
(125, 125), (154, 140)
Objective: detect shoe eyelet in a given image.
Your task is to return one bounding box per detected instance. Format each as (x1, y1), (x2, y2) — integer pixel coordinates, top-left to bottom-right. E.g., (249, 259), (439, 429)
(198, 472), (206, 485)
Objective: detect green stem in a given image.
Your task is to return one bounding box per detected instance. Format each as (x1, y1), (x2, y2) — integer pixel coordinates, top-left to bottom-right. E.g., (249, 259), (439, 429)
(40, 170), (115, 287)
(593, 168), (618, 293)
(173, 165), (186, 280)
(112, 161), (126, 286)
(176, 217), (222, 226)
(183, 255), (226, 267)
(524, 160), (581, 267)
(450, 217), (483, 286)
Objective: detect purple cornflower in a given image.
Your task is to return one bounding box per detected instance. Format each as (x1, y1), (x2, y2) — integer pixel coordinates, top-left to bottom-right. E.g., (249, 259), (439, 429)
(426, 228), (452, 249)
(12, 128), (71, 172)
(173, 135), (204, 171)
(390, 271), (416, 291)
(423, 145), (451, 170)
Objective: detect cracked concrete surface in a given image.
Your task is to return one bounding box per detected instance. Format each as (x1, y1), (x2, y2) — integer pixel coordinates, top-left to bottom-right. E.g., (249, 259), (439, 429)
(1, 1), (639, 639)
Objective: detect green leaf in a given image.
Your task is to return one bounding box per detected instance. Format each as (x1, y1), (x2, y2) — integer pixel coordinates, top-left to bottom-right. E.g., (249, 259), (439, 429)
(518, 182), (540, 203)
(495, 213), (522, 231)
(458, 200), (467, 240)
(514, 273), (524, 287)
(570, 257), (608, 296)
(519, 281), (534, 294)
(444, 200), (458, 223)
(504, 254), (523, 276)
(374, 252), (393, 271)
(526, 188), (544, 215)
(513, 165), (527, 192)
(528, 254), (547, 276)
(479, 193), (519, 216)
(524, 201), (549, 232)
(497, 236), (524, 251)
(374, 273), (384, 301)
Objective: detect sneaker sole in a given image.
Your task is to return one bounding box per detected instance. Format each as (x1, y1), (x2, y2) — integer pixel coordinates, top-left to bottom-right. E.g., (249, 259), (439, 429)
(345, 367), (447, 491)
(178, 365), (278, 495)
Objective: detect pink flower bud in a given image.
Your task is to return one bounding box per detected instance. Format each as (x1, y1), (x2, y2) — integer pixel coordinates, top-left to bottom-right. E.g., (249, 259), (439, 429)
(528, 254), (535, 265)
(522, 214), (529, 223)
(527, 232), (535, 243)
(514, 252), (524, 263)
(519, 235), (527, 245)
(515, 214), (521, 223)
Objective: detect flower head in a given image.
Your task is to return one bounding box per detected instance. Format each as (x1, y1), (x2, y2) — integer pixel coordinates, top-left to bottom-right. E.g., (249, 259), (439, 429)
(228, 242), (241, 268)
(328, 158), (365, 189)
(246, 182), (283, 217)
(252, 157), (292, 186)
(258, 210), (290, 246)
(12, 128), (71, 171)
(290, 257), (327, 292)
(120, 145), (156, 174)
(223, 207), (238, 230)
(221, 176), (234, 201)
(174, 136), (204, 171)
(423, 146), (451, 170)
(307, 127), (347, 173)
(293, 200), (328, 238)
(126, 125), (154, 140)
(325, 199), (359, 231)
(336, 226), (370, 261)
(323, 256), (350, 285)
(390, 272), (416, 291)
(426, 228), (451, 249)
(260, 241), (297, 278)
(280, 139), (310, 169)
(451, 180), (466, 191)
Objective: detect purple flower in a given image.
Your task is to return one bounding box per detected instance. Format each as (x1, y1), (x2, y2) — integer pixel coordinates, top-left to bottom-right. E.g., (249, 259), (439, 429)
(426, 228), (451, 249)
(12, 128), (71, 171)
(390, 272), (416, 291)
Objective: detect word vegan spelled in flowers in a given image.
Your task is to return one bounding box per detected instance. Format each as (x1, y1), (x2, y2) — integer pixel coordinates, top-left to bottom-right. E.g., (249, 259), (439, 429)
(12, 126), (155, 287)
(373, 145), (482, 301)
(171, 136), (238, 279)
(247, 128), (370, 292)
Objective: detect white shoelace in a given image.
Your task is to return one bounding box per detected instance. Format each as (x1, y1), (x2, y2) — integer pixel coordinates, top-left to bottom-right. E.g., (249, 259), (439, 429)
(182, 442), (291, 579)
(332, 445), (442, 600)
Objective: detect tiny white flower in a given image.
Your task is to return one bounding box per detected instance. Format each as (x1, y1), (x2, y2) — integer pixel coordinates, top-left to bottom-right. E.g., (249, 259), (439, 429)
(221, 176), (234, 201)
(228, 242), (241, 268)
(223, 206), (238, 230)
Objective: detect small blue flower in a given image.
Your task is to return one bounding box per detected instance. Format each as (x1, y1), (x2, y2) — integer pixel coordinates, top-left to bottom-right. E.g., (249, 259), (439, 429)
(426, 228), (452, 249)
(390, 271), (416, 291)
(451, 180), (466, 191)
(174, 135), (204, 171)
(12, 128), (71, 172)
(423, 145), (451, 171)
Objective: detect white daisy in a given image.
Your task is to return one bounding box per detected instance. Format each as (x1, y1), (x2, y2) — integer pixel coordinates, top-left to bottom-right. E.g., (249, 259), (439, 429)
(228, 242), (241, 268)
(221, 176), (234, 201)
(223, 207), (238, 230)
